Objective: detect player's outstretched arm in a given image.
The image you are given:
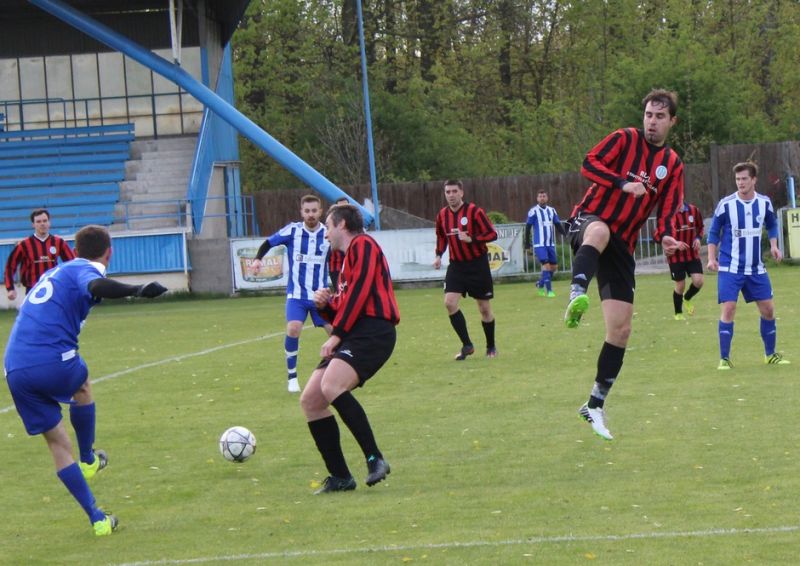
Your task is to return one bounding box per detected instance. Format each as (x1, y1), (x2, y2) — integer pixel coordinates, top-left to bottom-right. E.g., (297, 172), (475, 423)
(88, 278), (168, 299)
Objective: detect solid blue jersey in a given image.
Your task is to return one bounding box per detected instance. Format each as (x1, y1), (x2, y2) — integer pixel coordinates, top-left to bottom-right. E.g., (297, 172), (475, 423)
(526, 205), (561, 247)
(267, 222), (329, 299)
(707, 192), (778, 275)
(4, 259), (104, 372)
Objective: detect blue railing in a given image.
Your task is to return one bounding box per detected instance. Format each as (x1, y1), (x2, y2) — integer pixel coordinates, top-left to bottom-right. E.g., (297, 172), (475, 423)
(0, 93), (201, 138)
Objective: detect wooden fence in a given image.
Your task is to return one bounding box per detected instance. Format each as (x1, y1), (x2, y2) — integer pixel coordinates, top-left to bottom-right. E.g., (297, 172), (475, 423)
(252, 141), (799, 235)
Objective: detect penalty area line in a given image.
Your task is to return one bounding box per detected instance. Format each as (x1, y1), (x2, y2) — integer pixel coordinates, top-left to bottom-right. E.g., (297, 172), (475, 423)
(113, 525), (800, 565)
(0, 329), (300, 415)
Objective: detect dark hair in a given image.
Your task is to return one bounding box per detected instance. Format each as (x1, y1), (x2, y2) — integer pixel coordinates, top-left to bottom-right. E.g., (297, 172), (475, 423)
(537, 189), (548, 195)
(30, 209), (50, 222)
(642, 89), (678, 117)
(327, 204), (364, 233)
(301, 194), (321, 206)
(444, 179), (463, 190)
(733, 161), (758, 178)
(75, 225), (111, 260)
(335, 197), (349, 205)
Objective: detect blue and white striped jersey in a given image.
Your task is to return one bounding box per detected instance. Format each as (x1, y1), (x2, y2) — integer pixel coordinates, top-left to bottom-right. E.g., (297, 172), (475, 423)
(526, 205), (561, 247)
(268, 222), (329, 299)
(707, 192), (778, 275)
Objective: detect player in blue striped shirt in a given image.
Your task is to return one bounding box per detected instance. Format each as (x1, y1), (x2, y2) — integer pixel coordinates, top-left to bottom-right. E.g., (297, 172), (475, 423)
(525, 190), (565, 297)
(252, 195), (333, 392)
(706, 161), (790, 369)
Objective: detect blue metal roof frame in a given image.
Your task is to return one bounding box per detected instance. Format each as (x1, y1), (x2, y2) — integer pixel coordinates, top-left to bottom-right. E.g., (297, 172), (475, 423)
(0, 0), (250, 57)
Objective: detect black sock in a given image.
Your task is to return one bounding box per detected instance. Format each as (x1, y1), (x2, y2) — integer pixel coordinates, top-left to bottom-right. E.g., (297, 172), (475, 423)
(673, 291), (683, 314)
(482, 319), (496, 349)
(684, 283), (701, 301)
(331, 391), (381, 461)
(449, 310), (472, 347)
(307, 416), (351, 478)
(571, 245), (600, 288)
(587, 341), (626, 409)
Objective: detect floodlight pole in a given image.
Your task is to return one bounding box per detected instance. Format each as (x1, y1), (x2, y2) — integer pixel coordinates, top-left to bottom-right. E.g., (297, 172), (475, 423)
(356, 0), (381, 230)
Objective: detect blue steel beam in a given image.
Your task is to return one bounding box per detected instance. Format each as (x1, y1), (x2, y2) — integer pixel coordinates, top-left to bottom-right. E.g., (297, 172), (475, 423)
(27, 0), (373, 226)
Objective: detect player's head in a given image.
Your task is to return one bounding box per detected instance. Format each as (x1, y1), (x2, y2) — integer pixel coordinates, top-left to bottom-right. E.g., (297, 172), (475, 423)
(30, 209), (51, 237)
(537, 190), (549, 206)
(326, 204), (363, 251)
(443, 179), (464, 209)
(300, 194), (322, 229)
(641, 89), (678, 147)
(75, 225), (112, 263)
(733, 161), (758, 196)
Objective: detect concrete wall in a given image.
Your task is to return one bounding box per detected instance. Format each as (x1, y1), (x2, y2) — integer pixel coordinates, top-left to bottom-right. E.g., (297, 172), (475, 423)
(187, 237), (233, 293)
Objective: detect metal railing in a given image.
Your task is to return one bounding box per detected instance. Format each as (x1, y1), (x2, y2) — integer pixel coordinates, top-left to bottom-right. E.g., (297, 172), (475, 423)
(0, 93), (202, 138)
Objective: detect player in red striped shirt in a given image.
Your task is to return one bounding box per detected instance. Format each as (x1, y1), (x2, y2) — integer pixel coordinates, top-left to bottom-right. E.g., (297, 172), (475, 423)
(4, 209), (75, 302)
(433, 180), (499, 360)
(301, 204), (399, 494)
(662, 201), (705, 320)
(564, 90), (687, 441)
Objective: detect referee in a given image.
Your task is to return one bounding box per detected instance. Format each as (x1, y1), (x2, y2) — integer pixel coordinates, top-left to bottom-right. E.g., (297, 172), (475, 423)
(4, 209), (75, 302)
(433, 179), (498, 360)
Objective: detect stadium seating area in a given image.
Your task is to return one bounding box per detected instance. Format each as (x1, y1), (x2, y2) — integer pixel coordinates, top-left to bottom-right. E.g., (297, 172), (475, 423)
(0, 123), (134, 239)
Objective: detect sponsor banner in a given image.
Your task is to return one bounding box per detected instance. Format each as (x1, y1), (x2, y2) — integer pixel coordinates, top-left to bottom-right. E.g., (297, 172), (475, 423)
(230, 224), (526, 290)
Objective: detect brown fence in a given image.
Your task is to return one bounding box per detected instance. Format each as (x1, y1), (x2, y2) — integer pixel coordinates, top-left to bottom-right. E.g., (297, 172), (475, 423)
(252, 141), (799, 235)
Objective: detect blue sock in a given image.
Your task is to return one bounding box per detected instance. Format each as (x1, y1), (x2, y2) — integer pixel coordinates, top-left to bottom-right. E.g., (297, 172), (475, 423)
(719, 320), (734, 360)
(69, 403), (96, 465)
(285, 335), (299, 379)
(543, 270), (553, 292)
(57, 463), (105, 523)
(760, 317), (777, 356)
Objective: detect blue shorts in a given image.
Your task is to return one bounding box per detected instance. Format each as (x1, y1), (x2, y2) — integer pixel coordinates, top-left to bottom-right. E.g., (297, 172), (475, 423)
(717, 271), (773, 303)
(6, 357), (89, 435)
(534, 246), (558, 266)
(286, 298), (327, 327)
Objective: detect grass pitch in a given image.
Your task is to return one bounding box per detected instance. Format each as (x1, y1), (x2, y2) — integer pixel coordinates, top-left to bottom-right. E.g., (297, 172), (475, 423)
(1, 267), (798, 564)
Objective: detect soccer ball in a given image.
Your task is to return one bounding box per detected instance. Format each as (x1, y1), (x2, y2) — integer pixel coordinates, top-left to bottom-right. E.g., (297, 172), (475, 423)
(219, 426), (257, 462)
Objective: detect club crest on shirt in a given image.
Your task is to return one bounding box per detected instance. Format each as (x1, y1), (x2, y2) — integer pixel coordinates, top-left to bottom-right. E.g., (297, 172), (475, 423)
(460, 217), (468, 227)
(49, 246), (57, 254)
(655, 165), (668, 180)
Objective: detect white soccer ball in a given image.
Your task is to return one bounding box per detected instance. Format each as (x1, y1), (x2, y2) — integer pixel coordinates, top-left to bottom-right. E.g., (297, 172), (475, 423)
(219, 426), (257, 463)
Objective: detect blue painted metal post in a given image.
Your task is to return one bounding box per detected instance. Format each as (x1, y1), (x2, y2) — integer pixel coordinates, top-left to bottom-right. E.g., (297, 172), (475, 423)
(356, 0), (381, 230)
(29, 0), (374, 227)
(788, 175), (797, 208)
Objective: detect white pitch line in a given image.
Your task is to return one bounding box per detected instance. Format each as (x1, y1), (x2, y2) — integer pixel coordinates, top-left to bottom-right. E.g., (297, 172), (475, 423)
(113, 525), (800, 565)
(0, 329), (296, 415)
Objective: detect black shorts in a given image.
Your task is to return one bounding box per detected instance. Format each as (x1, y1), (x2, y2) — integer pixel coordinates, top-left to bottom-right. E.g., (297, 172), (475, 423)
(444, 256), (494, 300)
(566, 214), (636, 304)
(316, 317), (396, 386)
(669, 259), (703, 281)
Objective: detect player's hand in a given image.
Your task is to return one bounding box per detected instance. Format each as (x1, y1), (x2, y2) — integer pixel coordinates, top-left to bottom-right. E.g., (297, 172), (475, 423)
(138, 281), (168, 298)
(707, 259), (719, 272)
(693, 239), (701, 253)
(433, 257), (442, 270)
(457, 230), (473, 243)
(622, 182), (647, 197)
(313, 288), (331, 308)
(250, 258), (263, 273)
(320, 335), (341, 359)
(661, 236), (683, 256)
(7, 289), (16, 301)
(771, 246), (783, 263)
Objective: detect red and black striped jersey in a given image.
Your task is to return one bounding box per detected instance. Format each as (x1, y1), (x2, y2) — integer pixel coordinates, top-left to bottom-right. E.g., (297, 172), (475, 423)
(4, 234), (75, 290)
(328, 234), (399, 337)
(435, 202), (497, 262)
(328, 249), (344, 275)
(665, 203), (704, 264)
(573, 127), (684, 253)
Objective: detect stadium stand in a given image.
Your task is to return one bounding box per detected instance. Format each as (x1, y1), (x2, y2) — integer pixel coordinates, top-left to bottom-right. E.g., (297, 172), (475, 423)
(0, 123), (133, 239)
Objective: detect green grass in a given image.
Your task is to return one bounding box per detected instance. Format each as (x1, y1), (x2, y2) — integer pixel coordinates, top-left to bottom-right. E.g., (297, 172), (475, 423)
(1, 268), (798, 564)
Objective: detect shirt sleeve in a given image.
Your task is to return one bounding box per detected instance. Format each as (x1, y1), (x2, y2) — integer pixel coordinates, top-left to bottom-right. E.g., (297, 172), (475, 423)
(435, 211), (447, 257)
(472, 207), (497, 243)
(581, 129), (629, 189)
(4, 242), (23, 290)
